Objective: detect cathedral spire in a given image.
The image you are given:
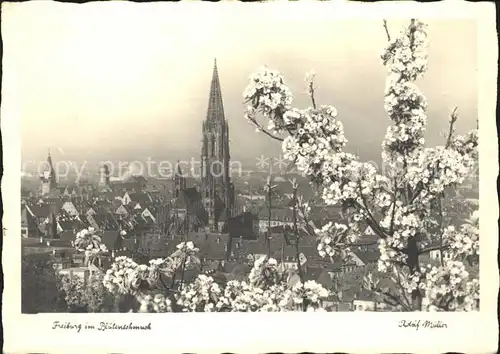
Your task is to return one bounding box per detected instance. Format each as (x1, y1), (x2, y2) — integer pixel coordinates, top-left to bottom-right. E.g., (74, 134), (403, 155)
(47, 148), (53, 165)
(206, 58), (225, 122)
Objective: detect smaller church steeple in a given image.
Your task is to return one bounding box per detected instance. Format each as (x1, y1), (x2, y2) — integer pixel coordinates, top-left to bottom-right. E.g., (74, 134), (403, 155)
(40, 148), (57, 196)
(99, 163), (111, 189)
(173, 161), (186, 198)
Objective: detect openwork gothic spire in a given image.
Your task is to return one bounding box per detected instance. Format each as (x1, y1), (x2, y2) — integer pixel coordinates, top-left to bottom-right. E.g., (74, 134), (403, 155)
(206, 58), (225, 122)
(200, 60), (234, 231)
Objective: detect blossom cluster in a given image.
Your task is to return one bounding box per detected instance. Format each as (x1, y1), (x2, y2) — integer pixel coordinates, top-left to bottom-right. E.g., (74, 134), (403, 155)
(291, 280), (330, 309)
(247, 256), (284, 288)
(178, 277), (329, 312)
(381, 21), (429, 166)
(137, 292), (173, 313)
(102, 256), (149, 295)
(176, 254), (330, 312)
(318, 155), (388, 206)
(305, 70), (316, 96)
(73, 227), (109, 267)
(378, 202), (422, 272)
(406, 147), (475, 203)
(316, 221), (350, 258)
(60, 274), (89, 310)
(60, 273), (114, 313)
(102, 246), (195, 297)
(399, 268), (426, 295)
(173, 241), (200, 267)
(381, 20), (429, 81)
(377, 238), (408, 273)
(147, 257), (178, 283)
(450, 130), (479, 158)
(74, 227), (108, 255)
(176, 274), (222, 312)
(281, 106), (347, 183)
(421, 261), (479, 311)
(217, 280), (288, 312)
(443, 224), (479, 259)
(243, 66), (293, 134)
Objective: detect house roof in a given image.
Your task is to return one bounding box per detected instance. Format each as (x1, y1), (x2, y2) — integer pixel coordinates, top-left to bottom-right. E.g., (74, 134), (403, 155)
(112, 181), (142, 193)
(127, 192), (153, 204)
(355, 289), (378, 302)
(21, 207), (37, 229)
(126, 175), (149, 184)
(304, 267), (334, 289)
(59, 230), (76, 243)
(22, 237), (73, 249)
(28, 204), (54, 219)
(198, 240), (227, 260)
(350, 249), (380, 265)
(182, 187), (202, 203)
(111, 198), (123, 208)
(101, 231), (121, 250)
(222, 212), (258, 239)
(172, 267), (202, 284)
(258, 207), (294, 221)
(58, 220), (75, 231)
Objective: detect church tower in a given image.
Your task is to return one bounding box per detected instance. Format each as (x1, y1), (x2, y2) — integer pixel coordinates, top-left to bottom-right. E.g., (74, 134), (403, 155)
(98, 163), (111, 189)
(173, 161), (186, 198)
(200, 59), (234, 231)
(40, 149), (57, 196)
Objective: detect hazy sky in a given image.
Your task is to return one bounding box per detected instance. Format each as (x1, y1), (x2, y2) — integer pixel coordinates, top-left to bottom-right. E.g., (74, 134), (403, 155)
(3, 2), (477, 165)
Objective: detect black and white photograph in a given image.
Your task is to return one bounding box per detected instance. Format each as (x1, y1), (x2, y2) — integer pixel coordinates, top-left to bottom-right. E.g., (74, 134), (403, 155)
(1, 1), (498, 353)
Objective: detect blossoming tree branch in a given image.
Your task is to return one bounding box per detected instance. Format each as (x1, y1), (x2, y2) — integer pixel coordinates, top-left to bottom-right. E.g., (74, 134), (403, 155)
(242, 19), (479, 312)
(66, 19), (478, 313)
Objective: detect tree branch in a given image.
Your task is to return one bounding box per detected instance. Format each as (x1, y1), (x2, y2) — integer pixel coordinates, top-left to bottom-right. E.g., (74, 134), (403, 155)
(389, 178), (398, 236)
(369, 287), (410, 311)
(445, 107), (458, 149)
(418, 244), (450, 255)
(393, 267), (413, 310)
(383, 19), (391, 42)
(437, 198), (444, 266)
(179, 255), (188, 291)
(344, 241), (379, 248)
(355, 200), (388, 240)
(266, 180), (273, 258)
(308, 83), (317, 110)
(246, 115), (284, 142)
(260, 127), (285, 142)
(292, 187), (307, 311)
(355, 183), (388, 239)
